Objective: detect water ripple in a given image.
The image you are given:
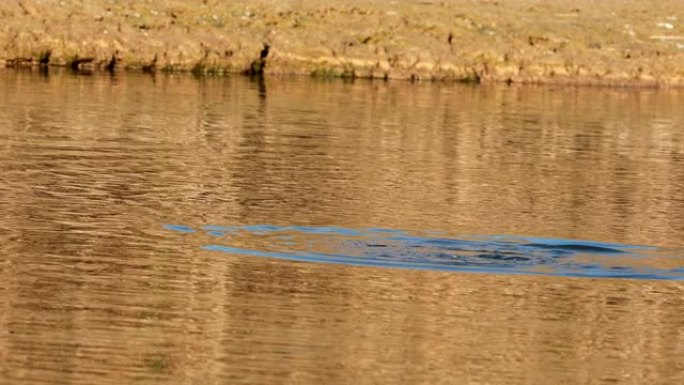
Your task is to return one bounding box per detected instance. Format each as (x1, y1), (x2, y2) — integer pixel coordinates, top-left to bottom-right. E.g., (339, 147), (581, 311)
(164, 225), (683, 280)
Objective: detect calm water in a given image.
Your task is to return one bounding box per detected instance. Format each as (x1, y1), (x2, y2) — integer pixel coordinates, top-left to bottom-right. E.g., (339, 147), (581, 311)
(1, 71), (683, 384)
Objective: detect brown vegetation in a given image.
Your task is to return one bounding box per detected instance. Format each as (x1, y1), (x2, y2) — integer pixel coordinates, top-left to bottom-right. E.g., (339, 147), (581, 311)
(1, 0), (683, 86)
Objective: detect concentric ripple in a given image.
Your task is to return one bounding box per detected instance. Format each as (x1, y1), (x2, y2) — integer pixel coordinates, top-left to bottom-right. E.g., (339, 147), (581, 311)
(164, 225), (684, 280)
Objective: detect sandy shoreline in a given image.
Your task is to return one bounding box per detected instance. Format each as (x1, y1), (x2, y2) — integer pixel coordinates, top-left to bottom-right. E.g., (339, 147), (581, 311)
(1, 0), (683, 86)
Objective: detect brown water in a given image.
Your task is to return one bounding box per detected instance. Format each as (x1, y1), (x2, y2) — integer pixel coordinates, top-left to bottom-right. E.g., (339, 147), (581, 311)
(0, 71), (683, 384)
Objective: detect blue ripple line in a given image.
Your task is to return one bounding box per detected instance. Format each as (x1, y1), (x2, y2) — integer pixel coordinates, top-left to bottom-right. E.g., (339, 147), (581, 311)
(163, 224), (683, 280)
(202, 244), (519, 274)
(202, 244), (682, 280)
(241, 225), (284, 233)
(200, 225), (366, 236)
(164, 224), (196, 233)
(520, 236), (654, 250)
(203, 225), (239, 232)
(287, 226), (364, 236)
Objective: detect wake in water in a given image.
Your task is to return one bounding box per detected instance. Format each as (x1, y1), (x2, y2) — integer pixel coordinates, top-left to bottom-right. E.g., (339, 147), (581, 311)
(164, 224), (684, 280)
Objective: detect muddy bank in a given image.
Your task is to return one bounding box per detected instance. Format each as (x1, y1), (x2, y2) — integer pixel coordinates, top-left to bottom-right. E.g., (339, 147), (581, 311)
(1, 0), (683, 86)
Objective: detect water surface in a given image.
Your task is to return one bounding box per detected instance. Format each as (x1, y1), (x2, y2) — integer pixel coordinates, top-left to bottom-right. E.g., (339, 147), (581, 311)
(1, 71), (683, 384)
(165, 224), (683, 280)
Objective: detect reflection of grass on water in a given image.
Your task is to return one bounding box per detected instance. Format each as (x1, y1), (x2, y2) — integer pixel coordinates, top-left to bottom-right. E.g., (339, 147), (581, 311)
(138, 310), (162, 321)
(143, 353), (172, 374)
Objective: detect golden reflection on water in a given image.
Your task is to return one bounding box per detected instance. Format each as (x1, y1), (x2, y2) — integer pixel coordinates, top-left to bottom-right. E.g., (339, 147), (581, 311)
(0, 71), (683, 384)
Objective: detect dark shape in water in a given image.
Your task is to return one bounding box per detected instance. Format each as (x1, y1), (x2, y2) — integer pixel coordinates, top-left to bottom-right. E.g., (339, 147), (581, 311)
(39, 50), (51, 66)
(525, 243), (623, 254)
(106, 52), (120, 73)
(69, 57), (95, 73)
(142, 54), (158, 74)
(163, 224), (683, 281)
(246, 42), (270, 76)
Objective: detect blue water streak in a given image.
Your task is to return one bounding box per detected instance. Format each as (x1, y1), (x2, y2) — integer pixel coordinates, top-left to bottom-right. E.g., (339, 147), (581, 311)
(165, 224), (684, 281)
(164, 224), (196, 233)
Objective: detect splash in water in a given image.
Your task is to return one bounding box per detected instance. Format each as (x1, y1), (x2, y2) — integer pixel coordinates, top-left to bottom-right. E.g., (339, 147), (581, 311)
(164, 224), (683, 280)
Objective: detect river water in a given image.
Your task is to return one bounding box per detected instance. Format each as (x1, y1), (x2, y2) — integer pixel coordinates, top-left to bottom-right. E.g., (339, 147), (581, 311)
(0, 71), (683, 384)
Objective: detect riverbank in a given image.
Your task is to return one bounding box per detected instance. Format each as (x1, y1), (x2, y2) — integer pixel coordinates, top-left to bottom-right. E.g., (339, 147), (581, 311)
(2, 0), (683, 86)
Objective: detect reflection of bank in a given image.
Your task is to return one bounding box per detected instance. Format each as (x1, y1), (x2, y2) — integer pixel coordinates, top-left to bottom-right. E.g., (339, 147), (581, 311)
(2, 71), (684, 245)
(231, 78), (397, 226)
(257, 76), (266, 101)
(188, 78), (684, 248)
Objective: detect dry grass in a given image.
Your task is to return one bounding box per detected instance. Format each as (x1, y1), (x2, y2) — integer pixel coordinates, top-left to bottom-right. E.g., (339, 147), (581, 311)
(1, 0), (683, 85)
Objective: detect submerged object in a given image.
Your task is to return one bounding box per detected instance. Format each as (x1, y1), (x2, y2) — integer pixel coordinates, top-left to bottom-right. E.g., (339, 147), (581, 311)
(165, 224), (683, 280)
